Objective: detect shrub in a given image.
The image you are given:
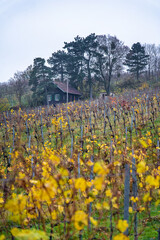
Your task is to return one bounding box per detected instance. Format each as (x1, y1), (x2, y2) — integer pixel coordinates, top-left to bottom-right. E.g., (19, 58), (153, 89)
(0, 98), (10, 112)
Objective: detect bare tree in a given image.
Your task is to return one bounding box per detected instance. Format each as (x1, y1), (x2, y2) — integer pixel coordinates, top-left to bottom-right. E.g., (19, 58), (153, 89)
(9, 69), (29, 107)
(145, 44), (160, 82)
(0, 82), (8, 98)
(96, 35), (129, 95)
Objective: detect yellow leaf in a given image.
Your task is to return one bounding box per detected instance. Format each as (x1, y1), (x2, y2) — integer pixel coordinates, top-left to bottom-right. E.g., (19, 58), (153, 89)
(95, 203), (102, 210)
(129, 207), (133, 213)
(72, 211), (88, 231)
(130, 196), (138, 203)
(51, 210), (57, 220)
(143, 192), (152, 202)
(0, 235), (5, 240)
(114, 233), (129, 240)
(93, 161), (109, 175)
(103, 201), (110, 210)
(137, 161), (147, 174)
(105, 189), (112, 198)
(139, 139), (148, 148)
(147, 139), (152, 146)
(117, 219), (128, 232)
(85, 197), (94, 204)
(90, 217), (98, 226)
(113, 233), (129, 240)
(146, 175), (159, 188)
(11, 228), (48, 240)
(86, 160), (94, 166)
(94, 177), (104, 191)
(75, 177), (87, 192)
(113, 203), (118, 209)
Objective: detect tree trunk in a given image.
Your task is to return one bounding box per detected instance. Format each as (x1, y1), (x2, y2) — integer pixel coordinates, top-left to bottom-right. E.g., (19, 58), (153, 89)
(106, 68), (112, 96)
(61, 63), (64, 82)
(106, 79), (110, 96)
(136, 70), (139, 82)
(45, 86), (48, 106)
(148, 64), (151, 81)
(87, 59), (92, 101)
(104, 79), (107, 94)
(18, 94), (22, 107)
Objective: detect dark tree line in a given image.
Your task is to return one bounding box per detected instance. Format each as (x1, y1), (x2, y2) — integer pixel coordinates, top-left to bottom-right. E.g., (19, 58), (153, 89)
(1, 33), (160, 109)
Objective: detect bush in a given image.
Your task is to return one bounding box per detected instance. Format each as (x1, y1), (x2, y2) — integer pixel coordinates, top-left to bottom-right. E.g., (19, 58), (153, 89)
(0, 98), (10, 112)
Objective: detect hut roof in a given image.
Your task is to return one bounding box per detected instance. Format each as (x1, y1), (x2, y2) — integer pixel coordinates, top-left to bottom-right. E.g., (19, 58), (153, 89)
(54, 81), (81, 95)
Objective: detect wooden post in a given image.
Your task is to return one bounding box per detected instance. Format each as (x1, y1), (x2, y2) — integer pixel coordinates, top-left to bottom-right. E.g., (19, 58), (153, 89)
(124, 127), (130, 236)
(13, 126), (15, 149)
(78, 154), (80, 178)
(41, 114), (44, 146)
(132, 149), (138, 240)
(71, 135), (73, 158)
(89, 155), (94, 231)
(158, 228), (160, 240)
(157, 140), (160, 165)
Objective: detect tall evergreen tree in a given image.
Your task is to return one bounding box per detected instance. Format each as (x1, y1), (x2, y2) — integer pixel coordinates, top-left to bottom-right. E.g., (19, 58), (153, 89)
(47, 50), (68, 82)
(124, 42), (149, 81)
(29, 58), (53, 105)
(64, 36), (86, 92)
(64, 33), (98, 99)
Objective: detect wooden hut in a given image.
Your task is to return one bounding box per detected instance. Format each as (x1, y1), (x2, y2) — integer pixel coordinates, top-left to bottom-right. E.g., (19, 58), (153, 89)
(47, 81), (81, 104)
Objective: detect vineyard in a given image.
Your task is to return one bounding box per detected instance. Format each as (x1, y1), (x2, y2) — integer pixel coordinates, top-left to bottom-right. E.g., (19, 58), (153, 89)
(0, 89), (160, 240)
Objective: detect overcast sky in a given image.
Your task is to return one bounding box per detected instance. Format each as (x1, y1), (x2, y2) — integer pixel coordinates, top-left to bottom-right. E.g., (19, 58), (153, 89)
(0, 0), (160, 83)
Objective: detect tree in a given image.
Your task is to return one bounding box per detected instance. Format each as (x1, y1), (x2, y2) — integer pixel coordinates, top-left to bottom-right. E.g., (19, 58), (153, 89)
(64, 33), (98, 99)
(150, 44), (160, 82)
(64, 36), (86, 93)
(9, 70), (29, 107)
(124, 42), (149, 81)
(29, 58), (53, 105)
(144, 44), (155, 81)
(66, 53), (85, 90)
(95, 35), (129, 95)
(0, 97), (10, 112)
(47, 50), (68, 82)
(0, 82), (8, 98)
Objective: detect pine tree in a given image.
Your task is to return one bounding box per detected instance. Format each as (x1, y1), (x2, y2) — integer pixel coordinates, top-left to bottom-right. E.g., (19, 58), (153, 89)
(64, 36), (86, 93)
(64, 34), (98, 99)
(124, 42), (149, 81)
(47, 51), (68, 82)
(29, 58), (53, 105)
